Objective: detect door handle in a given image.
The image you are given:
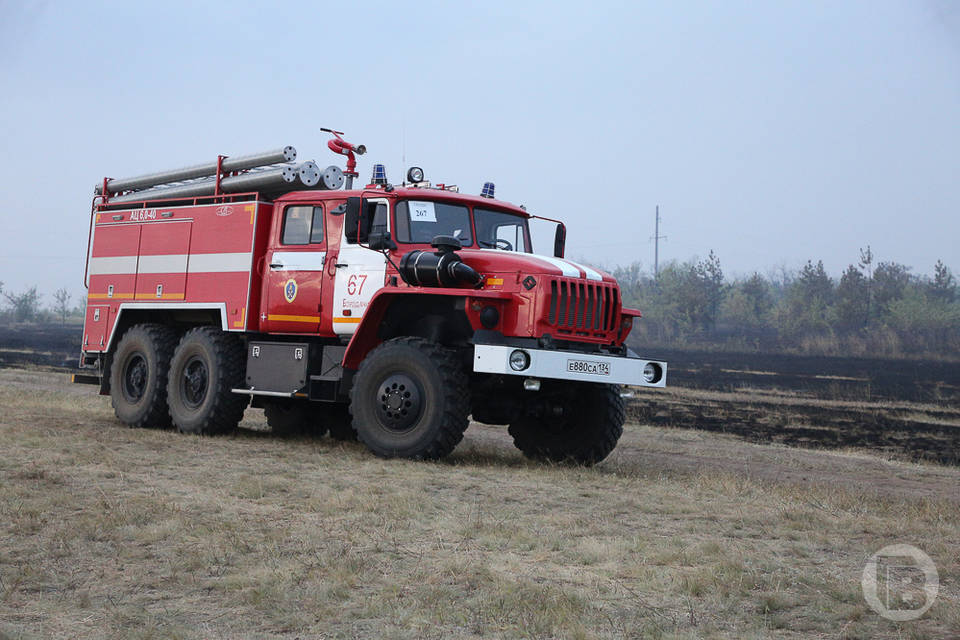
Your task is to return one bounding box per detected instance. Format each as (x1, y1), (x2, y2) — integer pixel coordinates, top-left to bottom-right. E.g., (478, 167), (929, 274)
(270, 263), (284, 269)
(335, 263), (348, 268)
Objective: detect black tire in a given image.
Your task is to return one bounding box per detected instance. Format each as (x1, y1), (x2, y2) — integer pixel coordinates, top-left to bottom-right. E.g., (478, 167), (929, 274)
(350, 337), (469, 459)
(508, 382), (625, 465)
(264, 401), (330, 438)
(167, 327), (248, 435)
(109, 324), (178, 429)
(323, 403), (357, 441)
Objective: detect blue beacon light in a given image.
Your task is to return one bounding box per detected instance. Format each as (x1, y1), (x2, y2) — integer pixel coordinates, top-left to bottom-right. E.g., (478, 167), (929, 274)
(371, 164), (388, 185)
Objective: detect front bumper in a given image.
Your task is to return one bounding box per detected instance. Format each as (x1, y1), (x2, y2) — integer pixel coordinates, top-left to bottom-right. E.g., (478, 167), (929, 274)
(472, 344), (667, 388)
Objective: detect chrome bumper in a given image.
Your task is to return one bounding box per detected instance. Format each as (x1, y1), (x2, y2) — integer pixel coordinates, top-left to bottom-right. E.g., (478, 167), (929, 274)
(472, 344), (667, 387)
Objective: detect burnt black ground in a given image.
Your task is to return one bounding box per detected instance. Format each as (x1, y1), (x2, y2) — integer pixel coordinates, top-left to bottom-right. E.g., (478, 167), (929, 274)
(3, 324), (958, 464)
(649, 347), (960, 403)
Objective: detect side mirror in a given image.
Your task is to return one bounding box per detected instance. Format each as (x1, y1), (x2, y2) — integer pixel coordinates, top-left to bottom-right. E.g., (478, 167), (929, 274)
(344, 197), (362, 242)
(554, 223), (566, 258)
(368, 230), (397, 251)
(344, 197), (375, 243)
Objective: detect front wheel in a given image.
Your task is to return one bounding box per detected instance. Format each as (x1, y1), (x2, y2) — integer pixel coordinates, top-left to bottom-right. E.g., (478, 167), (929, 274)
(167, 327), (248, 435)
(350, 337), (469, 459)
(508, 382), (625, 465)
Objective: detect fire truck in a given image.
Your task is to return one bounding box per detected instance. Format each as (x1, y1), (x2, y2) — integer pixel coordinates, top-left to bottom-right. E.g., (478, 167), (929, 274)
(76, 130), (666, 463)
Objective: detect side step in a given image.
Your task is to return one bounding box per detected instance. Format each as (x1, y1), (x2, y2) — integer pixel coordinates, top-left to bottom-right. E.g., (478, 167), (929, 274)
(231, 388), (303, 398)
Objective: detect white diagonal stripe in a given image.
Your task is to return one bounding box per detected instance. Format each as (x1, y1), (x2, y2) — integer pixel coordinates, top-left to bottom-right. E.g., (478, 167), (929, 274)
(478, 249), (585, 279)
(532, 254), (582, 278)
(563, 259), (603, 281)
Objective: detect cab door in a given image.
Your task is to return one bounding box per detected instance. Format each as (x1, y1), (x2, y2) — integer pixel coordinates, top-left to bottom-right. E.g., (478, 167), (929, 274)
(331, 198), (389, 336)
(262, 204), (327, 333)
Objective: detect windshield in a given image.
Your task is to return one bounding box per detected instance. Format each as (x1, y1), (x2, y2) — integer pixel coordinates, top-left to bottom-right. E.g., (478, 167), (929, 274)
(394, 200), (531, 252)
(395, 200), (473, 246)
(474, 208), (530, 253)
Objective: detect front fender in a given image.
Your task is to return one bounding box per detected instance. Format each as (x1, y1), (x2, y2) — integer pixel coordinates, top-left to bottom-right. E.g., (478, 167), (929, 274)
(341, 287), (513, 369)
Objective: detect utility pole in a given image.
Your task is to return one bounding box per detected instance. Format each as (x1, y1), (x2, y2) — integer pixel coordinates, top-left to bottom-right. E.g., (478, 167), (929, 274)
(651, 205), (667, 278)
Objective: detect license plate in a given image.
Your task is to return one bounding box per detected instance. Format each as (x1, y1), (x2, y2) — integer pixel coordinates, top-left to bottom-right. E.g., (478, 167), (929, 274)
(566, 359), (610, 376)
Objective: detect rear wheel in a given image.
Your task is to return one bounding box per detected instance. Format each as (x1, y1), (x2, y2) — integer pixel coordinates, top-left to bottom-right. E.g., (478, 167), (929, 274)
(168, 327), (247, 435)
(110, 324), (177, 429)
(508, 382), (624, 465)
(350, 337), (469, 459)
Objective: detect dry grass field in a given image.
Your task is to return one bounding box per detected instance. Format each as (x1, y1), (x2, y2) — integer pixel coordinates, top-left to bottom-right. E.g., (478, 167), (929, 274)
(1, 368), (958, 639)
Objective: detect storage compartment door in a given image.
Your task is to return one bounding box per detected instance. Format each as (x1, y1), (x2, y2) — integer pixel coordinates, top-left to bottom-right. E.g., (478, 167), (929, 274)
(82, 304), (111, 352)
(136, 221), (192, 301)
(88, 224), (141, 301)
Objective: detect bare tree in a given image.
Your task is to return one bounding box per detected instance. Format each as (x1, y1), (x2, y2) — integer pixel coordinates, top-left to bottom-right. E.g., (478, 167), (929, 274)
(53, 288), (72, 325)
(3, 286), (42, 323)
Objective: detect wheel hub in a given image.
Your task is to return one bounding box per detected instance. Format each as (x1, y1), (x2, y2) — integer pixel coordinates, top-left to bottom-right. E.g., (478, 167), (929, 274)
(122, 353), (148, 402)
(375, 373), (422, 432)
(181, 356), (209, 409)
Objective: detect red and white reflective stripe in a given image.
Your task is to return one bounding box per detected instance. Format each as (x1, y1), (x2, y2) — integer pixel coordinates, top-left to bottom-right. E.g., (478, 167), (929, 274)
(528, 254), (580, 278)
(531, 254), (602, 281)
(88, 252), (251, 275)
(478, 249), (603, 281)
(562, 258), (603, 281)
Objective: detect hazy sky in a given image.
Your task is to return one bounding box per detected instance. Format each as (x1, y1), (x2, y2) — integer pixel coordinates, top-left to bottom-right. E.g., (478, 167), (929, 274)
(1, 1), (958, 301)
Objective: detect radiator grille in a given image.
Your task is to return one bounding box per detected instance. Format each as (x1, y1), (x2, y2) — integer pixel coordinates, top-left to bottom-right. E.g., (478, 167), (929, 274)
(547, 278), (619, 333)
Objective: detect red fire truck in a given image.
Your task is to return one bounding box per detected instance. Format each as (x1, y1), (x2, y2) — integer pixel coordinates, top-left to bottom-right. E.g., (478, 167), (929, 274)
(76, 131), (666, 463)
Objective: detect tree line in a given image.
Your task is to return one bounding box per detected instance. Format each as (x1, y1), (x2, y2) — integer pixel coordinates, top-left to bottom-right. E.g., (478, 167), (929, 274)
(612, 248), (959, 358)
(3, 251), (958, 359)
(0, 283), (82, 324)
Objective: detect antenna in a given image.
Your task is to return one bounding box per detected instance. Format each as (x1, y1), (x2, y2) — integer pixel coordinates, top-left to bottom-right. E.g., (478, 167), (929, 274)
(650, 205), (667, 278)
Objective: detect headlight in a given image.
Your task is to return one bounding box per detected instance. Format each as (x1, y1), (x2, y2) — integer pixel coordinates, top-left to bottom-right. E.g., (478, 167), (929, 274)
(643, 363), (662, 383)
(407, 166), (424, 183)
(509, 349), (530, 371)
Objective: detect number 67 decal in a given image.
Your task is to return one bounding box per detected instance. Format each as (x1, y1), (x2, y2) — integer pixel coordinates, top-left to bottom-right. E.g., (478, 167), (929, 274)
(346, 273), (367, 295)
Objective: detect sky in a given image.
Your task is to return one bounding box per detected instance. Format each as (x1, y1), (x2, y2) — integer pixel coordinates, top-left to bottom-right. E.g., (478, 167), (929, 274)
(1, 0), (958, 303)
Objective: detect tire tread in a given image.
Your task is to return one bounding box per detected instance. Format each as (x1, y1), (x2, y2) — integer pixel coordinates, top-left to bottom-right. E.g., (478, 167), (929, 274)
(110, 323), (178, 429)
(508, 383), (624, 465)
(169, 327), (247, 435)
(350, 337), (469, 459)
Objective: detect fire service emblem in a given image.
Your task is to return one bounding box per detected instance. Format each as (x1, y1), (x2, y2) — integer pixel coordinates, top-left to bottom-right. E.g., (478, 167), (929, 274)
(283, 279), (298, 303)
